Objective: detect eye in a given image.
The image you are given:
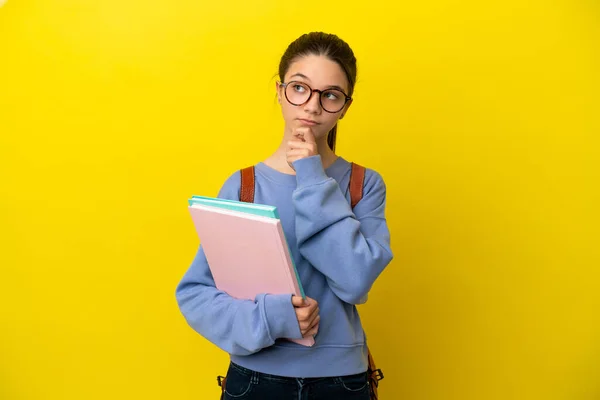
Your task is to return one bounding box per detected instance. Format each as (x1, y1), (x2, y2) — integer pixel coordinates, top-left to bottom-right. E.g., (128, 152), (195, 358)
(293, 84), (307, 93)
(323, 91), (340, 100)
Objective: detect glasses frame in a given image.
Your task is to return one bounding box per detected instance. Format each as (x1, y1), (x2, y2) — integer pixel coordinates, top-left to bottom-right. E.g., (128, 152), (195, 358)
(279, 81), (352, 113)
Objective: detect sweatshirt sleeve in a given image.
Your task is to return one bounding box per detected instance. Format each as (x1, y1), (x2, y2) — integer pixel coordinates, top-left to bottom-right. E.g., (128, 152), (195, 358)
(292, 156), (394, 305)
(175, 172), (303, 356)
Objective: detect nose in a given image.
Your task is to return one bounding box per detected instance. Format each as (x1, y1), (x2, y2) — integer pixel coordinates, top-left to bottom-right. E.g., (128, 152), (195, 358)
(302, 90), (322, 114)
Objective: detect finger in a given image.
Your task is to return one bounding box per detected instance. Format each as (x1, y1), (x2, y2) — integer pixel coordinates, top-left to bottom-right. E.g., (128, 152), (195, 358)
(293, 126), (313, 139)
(286, 150), (311, 159)
(307, 304), (319, 321)
(293, 133), (306, 142)
(287, 140), (315, 150)
(300, 321), (318, 337)
(287, 139), (308, 146)
(297, 305), (314, 322)
(287, 144), (315, 155)
(287, 147), (317, 159)
(299, 322), (309, 335)
(304, 296), (317, 308)
(298, 306), (318, 325)
(286, 147), (309, 156)
(298, 314), (315, 334)
(291, 296), (307, 307)
(303, 322), (319, 338)
(306, 314), (320, 332)
(300, 324), (314, 336)
(297, 309), (318, 333)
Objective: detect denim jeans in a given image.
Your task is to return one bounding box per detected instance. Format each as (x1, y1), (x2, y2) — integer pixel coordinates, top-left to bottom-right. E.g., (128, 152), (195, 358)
(221, 362), (371, 400)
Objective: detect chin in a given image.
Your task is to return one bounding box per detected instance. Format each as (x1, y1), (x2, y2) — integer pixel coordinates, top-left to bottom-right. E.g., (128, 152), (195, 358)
(313, 128), (329, 138)
(316, 124), (336, 136)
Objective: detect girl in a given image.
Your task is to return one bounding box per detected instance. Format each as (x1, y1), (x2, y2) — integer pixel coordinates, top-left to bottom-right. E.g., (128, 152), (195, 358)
(176, 31), (393, 400)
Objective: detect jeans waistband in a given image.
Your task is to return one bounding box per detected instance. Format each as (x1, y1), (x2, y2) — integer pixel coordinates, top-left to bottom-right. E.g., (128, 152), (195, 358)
(229, 361), (367, 384)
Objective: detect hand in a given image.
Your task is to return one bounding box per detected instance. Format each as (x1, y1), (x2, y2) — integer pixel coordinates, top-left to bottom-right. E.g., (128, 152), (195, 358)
(287, 127), (318, 171)
(291, 295), (320, 338)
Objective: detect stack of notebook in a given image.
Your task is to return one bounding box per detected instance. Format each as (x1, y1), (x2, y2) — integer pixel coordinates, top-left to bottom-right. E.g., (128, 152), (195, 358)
(188, 195), (314, 346)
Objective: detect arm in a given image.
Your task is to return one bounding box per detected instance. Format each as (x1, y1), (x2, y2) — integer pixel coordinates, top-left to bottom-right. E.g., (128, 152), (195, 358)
(176, 247), (303, 355)
(175, 173), (303, 356)
(292, 156), (394, 305)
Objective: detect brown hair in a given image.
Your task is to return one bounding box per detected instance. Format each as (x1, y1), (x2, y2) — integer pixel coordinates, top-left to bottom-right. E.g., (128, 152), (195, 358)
(278, 32), (357, 152)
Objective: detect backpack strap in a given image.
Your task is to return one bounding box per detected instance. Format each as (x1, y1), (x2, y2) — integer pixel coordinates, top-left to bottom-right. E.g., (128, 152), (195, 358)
(349, 162), (366, 208)
(240, 163), (366, 207)
(368, 348), (384, 399)
(240, 166), (255, 203)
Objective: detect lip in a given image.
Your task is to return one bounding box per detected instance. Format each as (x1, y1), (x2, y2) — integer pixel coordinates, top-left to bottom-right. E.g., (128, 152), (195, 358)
(298, 118), (319, 126)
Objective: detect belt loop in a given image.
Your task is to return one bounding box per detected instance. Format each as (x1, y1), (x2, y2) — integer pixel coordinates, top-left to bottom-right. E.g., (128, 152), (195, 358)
(251, 371), (259, 385)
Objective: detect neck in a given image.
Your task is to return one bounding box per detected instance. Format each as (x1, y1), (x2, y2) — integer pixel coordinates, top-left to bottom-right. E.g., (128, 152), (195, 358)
(264, 129), (338, 175)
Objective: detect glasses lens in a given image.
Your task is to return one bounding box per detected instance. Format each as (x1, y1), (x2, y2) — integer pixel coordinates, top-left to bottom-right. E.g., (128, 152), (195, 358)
(285, 82), (311, 106)
(320, 89), (346, 113)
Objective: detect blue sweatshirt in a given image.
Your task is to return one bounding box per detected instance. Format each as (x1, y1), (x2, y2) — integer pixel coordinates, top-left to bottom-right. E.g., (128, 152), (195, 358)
(175, 155), (393, 378)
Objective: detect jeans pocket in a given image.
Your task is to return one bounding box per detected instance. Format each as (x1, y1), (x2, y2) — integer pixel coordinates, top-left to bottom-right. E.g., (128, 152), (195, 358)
(223, 364), (255, 399)
(338, 371), (369, 393)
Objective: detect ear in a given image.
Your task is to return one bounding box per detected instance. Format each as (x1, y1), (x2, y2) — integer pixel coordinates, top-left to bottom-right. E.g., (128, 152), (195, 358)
(276, 81), (282, 104)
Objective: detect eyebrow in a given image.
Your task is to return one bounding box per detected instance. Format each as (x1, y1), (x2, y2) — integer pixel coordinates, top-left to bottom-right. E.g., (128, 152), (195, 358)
(289, 73), (310, 81)
(289, 73), (347, 93)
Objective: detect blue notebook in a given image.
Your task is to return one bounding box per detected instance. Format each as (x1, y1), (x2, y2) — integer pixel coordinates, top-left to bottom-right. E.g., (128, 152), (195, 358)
(189, 195), (280, 219)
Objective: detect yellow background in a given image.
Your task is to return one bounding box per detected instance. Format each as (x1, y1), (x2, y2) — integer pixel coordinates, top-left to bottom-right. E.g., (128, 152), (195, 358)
(1, 0), (598, 399)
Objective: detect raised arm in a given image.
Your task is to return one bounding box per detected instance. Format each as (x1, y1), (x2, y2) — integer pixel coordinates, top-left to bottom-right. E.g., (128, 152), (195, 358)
(292, 156), (393, 305)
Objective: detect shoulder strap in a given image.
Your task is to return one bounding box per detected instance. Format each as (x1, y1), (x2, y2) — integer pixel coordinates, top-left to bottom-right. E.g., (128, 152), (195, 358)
(239, 166), (255, 203)
(349, 162), (366, 208)
(239, 163), (366, 207)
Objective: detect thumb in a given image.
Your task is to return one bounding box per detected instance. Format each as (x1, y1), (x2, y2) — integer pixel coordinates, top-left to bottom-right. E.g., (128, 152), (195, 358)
(291, 295), (307, 307)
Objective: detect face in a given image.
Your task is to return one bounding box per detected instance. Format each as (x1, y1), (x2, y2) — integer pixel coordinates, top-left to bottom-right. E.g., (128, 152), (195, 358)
(277, 54), (353, 141)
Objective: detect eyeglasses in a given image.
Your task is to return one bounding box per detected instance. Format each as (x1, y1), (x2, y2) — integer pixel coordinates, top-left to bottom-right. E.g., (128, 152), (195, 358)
(279, 81), (352, 113)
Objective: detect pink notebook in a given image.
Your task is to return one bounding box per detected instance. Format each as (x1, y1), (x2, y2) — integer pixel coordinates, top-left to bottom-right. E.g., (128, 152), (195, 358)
(188, 203), (315, 347)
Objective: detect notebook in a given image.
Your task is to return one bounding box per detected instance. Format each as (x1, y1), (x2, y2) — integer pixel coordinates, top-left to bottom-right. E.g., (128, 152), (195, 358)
(188, 198), (314, 347)
(189, 196), (305, 298)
